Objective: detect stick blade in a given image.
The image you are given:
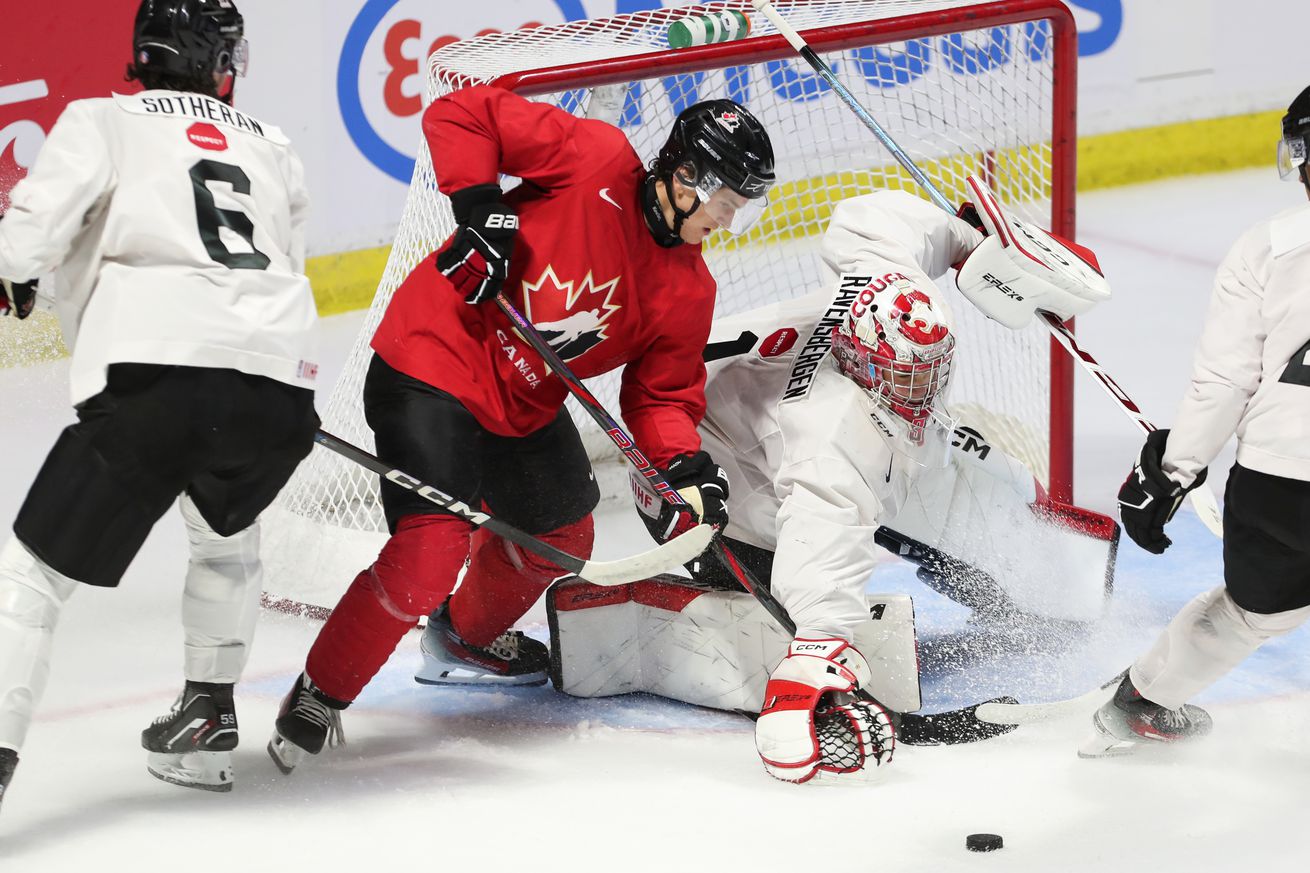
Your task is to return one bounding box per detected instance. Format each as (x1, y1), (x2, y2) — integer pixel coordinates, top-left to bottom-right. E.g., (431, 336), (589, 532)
(896, 697), (1020, 745)
(575, 524), (715, 586)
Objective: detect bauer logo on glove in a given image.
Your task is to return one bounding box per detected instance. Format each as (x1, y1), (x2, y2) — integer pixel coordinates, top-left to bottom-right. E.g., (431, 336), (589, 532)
(955, 175), (1111, 329)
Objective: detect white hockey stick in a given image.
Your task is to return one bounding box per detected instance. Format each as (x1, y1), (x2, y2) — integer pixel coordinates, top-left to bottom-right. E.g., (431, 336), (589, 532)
(750, 0), (1223, 539)
(313, 430), (713, 587)
(974, 672), (1122, 725)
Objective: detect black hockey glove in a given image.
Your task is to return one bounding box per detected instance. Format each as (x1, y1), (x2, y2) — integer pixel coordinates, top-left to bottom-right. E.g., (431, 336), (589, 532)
(663, 450), (730, 530)
(1117, 429), (1208, 555)
(1, 278), (37, 320)
(436, 184), (518, 305)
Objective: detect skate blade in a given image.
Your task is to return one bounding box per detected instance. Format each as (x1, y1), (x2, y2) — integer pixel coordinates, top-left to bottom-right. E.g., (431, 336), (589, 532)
(413, 662), (547, 687)
(146, 751), (233, 792)
(267, 732), (310, 775)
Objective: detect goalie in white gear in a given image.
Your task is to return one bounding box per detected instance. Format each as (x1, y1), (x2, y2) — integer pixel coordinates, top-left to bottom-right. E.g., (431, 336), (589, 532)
(551, 189), (1118, 783)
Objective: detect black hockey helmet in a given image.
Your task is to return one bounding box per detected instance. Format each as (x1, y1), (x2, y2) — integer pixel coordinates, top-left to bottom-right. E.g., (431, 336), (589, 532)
(1278, 84), (1310, 183)
(128, 0), (247, 100)
(645, 99), (775, 242)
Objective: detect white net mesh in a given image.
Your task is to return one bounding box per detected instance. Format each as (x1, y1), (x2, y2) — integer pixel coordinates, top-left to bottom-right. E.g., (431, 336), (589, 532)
(268, 0), (1075, 606)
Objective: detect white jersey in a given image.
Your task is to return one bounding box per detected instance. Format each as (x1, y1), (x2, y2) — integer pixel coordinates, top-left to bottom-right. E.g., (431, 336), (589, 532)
(1163, 203), (1310, 485)
(0, 91), (318, 405)
(699, 191), (983, 638)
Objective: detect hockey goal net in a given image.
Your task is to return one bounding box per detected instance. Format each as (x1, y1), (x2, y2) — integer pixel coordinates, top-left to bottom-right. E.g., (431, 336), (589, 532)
(265, 0), (1078, 609)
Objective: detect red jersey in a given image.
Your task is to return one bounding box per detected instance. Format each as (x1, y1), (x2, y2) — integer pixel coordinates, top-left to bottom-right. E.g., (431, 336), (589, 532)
(371, 86), (715, 465)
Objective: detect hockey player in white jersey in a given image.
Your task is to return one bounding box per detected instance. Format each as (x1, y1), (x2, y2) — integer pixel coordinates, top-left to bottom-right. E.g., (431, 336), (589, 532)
(1081, 85), (1310, 758)
(0, 0), (319, 805)
(553, 186), (1117, 783)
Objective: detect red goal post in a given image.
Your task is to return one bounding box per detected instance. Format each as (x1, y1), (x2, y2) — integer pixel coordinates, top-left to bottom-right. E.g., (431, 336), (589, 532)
(269, 0), (1079, 608)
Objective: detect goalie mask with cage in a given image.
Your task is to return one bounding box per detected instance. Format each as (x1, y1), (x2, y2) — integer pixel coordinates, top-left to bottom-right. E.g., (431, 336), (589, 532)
(130, 0), (248, 102)
(1278, 84), (1310, 183)
(647, 100), (775, 243)
(832, 274), (956, 451)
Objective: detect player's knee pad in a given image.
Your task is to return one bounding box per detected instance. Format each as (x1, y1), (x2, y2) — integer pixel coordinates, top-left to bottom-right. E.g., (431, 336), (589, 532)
(369, 513), (473, 619)
(180, 494), (262, 603)
(1226, 592), (1310, 640)
(0, 537), (77, 629)
(513, 515), (594, 580)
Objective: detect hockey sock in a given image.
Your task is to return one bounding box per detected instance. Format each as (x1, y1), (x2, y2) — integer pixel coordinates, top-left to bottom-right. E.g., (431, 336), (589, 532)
(1130, 586), (1310, 709)
(449, 514), (594, 647)
(306, 514), (472, 702)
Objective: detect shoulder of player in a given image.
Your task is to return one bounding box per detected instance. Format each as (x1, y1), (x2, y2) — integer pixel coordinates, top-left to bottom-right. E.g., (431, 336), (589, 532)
(109, 91), (291, 146)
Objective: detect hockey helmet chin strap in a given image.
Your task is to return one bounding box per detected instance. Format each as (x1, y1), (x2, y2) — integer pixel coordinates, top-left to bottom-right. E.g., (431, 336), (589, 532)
(639, 171), (703, 248)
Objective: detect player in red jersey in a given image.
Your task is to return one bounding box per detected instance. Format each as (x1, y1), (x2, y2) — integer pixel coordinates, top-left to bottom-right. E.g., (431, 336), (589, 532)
(267, 86), (775, 772)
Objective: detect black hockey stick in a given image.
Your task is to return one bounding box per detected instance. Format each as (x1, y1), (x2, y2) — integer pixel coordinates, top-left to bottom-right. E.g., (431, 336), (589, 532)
(749, 0), (1223, 539)
(494, 294), (1014, 746)
(311, 429), (712, 586)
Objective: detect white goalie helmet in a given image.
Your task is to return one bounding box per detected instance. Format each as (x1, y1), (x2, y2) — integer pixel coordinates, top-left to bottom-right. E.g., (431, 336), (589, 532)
(831, 272), (956, 449)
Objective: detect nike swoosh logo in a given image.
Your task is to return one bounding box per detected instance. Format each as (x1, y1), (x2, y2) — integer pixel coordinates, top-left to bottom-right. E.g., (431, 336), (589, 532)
(598, 188), (623, 210)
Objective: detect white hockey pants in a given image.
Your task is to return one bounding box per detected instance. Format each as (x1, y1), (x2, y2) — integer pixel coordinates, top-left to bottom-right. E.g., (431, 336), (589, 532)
(1129, 585), (1310, 710)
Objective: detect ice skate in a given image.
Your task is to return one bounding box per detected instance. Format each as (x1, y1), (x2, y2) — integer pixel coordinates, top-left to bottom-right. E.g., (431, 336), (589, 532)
(140, 682), (238, 792)
(267, 672), (346, 775)
(414, 605), (549, 686)
(0, 748), (17, 812)
(1079, 673), (1213, 758)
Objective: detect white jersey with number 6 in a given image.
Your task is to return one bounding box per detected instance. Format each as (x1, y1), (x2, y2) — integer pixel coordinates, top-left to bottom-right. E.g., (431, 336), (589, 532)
(0, 90), (318, 404)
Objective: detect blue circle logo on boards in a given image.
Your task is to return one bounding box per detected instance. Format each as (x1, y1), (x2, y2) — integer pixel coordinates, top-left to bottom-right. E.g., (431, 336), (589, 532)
(338, 0), (588, 184)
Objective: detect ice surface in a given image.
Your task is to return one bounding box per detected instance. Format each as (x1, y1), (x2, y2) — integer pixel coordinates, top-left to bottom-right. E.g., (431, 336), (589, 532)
(0, 169), (1304, 871)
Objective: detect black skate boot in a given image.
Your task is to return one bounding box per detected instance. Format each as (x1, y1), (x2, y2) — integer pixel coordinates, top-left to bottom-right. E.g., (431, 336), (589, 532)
(0, 748), (17, 813)
(1079, 672), (1213, 758)
(140, 681), (238, 792)
(414, 603), (549, 686)
(267, 672), (346, 775)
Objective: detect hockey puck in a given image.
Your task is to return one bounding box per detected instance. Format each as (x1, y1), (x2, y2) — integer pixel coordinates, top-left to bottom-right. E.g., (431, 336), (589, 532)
(966, 833), (1004, 852)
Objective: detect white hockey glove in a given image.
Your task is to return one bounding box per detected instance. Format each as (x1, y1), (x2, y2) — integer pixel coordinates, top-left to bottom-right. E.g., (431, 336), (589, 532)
(955, 175), (1111, 329)
(755, 638), (895, 784)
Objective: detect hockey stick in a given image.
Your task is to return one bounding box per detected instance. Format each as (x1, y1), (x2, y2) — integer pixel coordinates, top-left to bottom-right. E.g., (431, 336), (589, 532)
(311, 429), (713, 586)
(494, 294), (1013, 745)
(975, 671), (1123, 725)
(749, 0), (1224, 540)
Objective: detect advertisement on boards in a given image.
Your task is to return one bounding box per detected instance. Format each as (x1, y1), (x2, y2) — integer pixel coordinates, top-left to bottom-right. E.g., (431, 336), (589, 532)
(1, 1), (1303, 261)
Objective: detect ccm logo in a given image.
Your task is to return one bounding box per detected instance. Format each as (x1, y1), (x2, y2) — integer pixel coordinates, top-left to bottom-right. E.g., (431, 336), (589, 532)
(485, 213), (519, 230)
(793, 643), (828, 652)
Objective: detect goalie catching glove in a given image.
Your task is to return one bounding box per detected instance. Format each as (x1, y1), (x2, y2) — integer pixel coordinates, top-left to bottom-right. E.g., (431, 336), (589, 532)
(755, 638), (895, 784)
(1117, 428), (1208, 555)
(436, 184), (518, 304)
(1, 278), (37, 320)
(955, 174), (1111, 329)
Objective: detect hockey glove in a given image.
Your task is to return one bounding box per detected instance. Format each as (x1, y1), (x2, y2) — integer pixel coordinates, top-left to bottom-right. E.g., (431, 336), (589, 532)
(1117, 429), (1208, 555)
(755, 638), (895, 784)
(630, 450), (729, 544)
(0, 278), (37, 320)
(955, 175), (1111, 329)
(436, 184), (518, 304)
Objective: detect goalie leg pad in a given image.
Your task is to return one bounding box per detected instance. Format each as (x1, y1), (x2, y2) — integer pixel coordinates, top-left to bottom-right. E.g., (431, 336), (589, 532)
(306, 513), (470, 703)
(547, 576), (920, 714)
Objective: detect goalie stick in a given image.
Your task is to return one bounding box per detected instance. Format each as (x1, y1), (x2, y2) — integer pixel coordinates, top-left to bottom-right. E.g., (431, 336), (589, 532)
(494, 293), (1015, 746)
(749, 0), (1224, 541)
(310, 429), (713, 586)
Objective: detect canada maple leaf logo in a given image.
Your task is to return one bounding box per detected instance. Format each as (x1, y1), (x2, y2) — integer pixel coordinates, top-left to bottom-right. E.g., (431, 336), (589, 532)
(521, 265), (622, 361)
